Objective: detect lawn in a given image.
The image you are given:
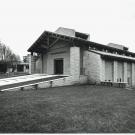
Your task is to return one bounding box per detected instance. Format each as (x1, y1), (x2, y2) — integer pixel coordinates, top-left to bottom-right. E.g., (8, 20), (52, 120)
(0, 85), (135, 133)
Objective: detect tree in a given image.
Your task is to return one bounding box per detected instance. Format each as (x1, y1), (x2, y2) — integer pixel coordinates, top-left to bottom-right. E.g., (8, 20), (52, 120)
(0, 41), (21, 73)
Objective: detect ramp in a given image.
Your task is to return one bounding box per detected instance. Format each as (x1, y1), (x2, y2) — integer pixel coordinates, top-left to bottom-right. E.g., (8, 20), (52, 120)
(0, 74), (67, 91)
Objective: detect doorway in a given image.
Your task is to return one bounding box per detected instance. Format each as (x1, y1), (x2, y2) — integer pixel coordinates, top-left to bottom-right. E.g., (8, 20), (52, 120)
(54, 59), (63, 74)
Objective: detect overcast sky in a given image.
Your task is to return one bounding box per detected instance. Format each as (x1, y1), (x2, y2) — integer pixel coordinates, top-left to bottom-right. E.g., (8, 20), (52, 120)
(0, 0), (135, 59)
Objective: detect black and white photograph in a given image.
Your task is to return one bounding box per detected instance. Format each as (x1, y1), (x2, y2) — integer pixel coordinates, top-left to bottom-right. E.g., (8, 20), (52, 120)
(0, 0), (135, 133)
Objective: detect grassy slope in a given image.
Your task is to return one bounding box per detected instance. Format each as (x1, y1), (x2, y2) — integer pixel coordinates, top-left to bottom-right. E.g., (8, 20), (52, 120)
(0, 85), (135, 133)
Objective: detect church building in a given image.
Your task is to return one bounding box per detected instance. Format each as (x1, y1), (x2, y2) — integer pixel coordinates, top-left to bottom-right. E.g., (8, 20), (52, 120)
(27, 27), (135, 87)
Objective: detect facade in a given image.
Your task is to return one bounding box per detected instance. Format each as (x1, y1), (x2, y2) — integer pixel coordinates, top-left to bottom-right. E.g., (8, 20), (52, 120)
(28, 27), (135, 87)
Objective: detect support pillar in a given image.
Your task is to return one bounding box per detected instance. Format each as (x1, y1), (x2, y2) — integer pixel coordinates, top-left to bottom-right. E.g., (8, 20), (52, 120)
(113, 60), (118, 82)
(101, 59), (105, 81)
(132, 63), (135, 86)
(29, 54), (36, 74)
(70, 47), (80, 79)
(124, 62), (127, 82)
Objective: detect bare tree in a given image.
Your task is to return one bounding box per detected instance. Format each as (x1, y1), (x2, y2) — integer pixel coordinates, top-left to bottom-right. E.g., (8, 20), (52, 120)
(0, 41), (21, 73)
(0, 41), (20, 62)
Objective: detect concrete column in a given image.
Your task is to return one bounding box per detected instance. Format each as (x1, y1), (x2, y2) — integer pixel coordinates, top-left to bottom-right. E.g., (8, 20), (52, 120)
(124, 62), (127, 82)
(29, 54), (36, 74)
(70, 47), (80, 79)
(113, 60), (118, 82)
(132, 63), (135, 86)
(100, 59), (105, 81)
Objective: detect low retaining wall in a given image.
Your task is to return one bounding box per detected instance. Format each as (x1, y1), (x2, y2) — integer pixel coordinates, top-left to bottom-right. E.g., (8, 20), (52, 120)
(38, 75), (88, 89)
(2, 75), (88, 91)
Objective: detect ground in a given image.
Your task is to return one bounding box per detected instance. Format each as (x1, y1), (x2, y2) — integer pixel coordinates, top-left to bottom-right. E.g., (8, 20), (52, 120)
(0, 85), (135, 133)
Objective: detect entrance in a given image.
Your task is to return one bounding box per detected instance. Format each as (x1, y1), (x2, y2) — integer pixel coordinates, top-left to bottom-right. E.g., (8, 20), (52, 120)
(54, 59), (63, 74)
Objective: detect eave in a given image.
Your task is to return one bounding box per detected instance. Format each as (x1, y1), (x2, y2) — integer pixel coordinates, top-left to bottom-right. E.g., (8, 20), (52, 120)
(27, 30), (135, 57)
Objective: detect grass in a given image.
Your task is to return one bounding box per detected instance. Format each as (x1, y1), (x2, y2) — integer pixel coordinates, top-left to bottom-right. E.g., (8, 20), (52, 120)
(0, 85), (135, 133)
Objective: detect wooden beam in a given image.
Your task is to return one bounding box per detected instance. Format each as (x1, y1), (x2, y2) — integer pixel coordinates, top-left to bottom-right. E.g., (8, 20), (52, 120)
(49, 37), (60, 48)
(47, 36), (49, 46)
(40, 44), (48, 49)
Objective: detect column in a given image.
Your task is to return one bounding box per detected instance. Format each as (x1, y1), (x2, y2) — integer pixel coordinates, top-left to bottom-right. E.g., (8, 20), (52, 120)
(132, 63), (135, 86)
(29, 54), (36, 74)
(70, 47), (80, 79)
(124, 62), (127, 82)
(100, 59), (105, 81)
(113, 60), (118, 82)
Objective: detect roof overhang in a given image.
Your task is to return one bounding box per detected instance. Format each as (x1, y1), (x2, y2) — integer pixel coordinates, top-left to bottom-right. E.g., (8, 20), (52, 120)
(89, 50), (135, 62)
(27, 30), (135, 57)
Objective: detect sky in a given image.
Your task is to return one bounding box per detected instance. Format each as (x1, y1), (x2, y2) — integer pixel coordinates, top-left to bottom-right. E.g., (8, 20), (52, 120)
(0, 0), (135, 60)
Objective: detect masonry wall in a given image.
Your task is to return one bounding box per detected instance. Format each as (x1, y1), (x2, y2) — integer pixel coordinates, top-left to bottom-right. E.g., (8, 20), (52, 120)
(82, 51), (135, 87)
(83, 51), (102, 84)
(70, 47), (80, 80)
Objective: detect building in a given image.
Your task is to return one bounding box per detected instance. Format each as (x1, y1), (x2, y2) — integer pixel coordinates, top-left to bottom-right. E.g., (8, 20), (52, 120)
(27, 27), (135, 87)
(23, 54), (31, 63)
